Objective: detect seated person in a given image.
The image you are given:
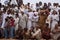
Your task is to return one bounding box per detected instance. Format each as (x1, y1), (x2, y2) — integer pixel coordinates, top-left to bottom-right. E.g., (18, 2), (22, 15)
(15, 26), (23, 39)
(52, 24), (60, 34)
(41, 23), (51, 40)
(22, 28), (30, 39)
(31, 25), (41, 40)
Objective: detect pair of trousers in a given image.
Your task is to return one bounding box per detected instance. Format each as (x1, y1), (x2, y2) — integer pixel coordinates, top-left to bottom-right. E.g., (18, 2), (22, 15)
(4, 28), (9, 38)
(10, 27), (15, 38)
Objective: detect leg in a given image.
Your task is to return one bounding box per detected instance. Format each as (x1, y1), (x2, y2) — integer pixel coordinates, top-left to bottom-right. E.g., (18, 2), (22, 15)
(4, 28), (8, 38)
(10, 27), (15, 38)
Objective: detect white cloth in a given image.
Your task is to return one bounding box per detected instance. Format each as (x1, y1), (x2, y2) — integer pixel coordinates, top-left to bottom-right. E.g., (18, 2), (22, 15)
(50, 6), (59, 12)
(7, 14), (13, 17)
(20, 7), (25, 12)
(27, 12), (34, 30)
(32, 29), (41, 37)
(14, 17), (19, 30)
(39, 5), (43, 9)
(30, 4), (36, 11)
(27, 17), (32, 30)
(50, 14), (59, 31)
(34, 12), (38, 15)
(24, 9), (28, 14)
(53, 6), (59, 12)
(1, 7), (4, 11)
(27, 12), (34, 18)
(19, 14), (28, 29)
(32, 15), (39, 27)
(14, 7), (18, 11)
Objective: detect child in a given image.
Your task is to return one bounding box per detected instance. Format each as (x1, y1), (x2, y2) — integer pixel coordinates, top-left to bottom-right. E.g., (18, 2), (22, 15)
(9, 17), (15, 38)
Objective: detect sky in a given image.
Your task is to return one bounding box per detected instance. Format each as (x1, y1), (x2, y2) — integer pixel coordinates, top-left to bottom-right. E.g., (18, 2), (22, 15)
(23, 0), (60, 5)
(0, 0), (60, 5)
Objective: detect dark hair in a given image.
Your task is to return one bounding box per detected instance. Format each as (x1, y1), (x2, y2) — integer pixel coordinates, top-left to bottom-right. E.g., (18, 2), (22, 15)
(45, 23), (49, 27)
(39, 1), (42, 6)
(52, 10), (57, 14)
(16, 13), (19, 17)
(36, 3), (39, 7)
(24, 28), (28, 32)
(48, 2), (51, 6)
(43, 3), (48, 9)
(3, 7), (7, 12)
(5, 18), (8, 22)
(44, 3), (47, 6)
(27, 3), (30, 7)
(53, 3), (59, 6)
(7, 9), (11, 14)
(48, 8), (51, 12)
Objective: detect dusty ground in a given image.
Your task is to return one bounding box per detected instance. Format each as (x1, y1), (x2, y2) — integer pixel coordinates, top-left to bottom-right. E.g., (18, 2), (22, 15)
(0, 33), (60, 40)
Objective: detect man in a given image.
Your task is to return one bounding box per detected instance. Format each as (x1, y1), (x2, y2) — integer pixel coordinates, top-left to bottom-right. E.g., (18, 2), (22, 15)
(18, 11), (28, 29)
(27, 9), (34, 30)
(50, 10), (59, 31)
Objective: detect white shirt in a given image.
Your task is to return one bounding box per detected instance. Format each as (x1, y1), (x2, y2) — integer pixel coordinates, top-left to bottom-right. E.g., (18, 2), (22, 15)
(32, 15), (39, 22)
(1, 13), (7, 28)
(28, 12), (34, 18)
(14, 17), (19, 25)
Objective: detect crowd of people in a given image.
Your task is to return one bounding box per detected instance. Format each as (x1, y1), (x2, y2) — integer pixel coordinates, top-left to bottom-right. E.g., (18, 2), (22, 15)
(0, 0), (60, 40)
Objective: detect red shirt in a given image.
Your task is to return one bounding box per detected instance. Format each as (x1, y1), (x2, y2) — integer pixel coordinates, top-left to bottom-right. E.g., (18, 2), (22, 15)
(10, 18), (15, 27)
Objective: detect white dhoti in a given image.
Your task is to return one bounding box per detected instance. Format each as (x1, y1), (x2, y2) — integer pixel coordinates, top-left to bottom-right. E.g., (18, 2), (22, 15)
(27, 17), (32, 30)
(14, 18), (19, 31)
(15, 24), (18, 30)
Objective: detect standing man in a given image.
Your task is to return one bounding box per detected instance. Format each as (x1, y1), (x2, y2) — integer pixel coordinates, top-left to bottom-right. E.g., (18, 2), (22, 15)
(50, 10), (59, 31)
(18, 11), (28, 29)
